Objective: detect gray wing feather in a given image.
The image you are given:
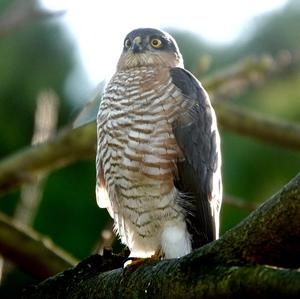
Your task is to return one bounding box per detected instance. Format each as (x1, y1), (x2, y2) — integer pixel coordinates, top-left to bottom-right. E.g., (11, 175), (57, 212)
(170, 67), (222, 248)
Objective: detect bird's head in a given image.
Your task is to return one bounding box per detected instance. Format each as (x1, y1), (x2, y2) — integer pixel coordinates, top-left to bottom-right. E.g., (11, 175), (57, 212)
(117, 28), (184, 71)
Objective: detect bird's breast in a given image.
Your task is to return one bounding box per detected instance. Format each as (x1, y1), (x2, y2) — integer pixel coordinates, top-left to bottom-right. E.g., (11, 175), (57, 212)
(97, 66), (188, 209)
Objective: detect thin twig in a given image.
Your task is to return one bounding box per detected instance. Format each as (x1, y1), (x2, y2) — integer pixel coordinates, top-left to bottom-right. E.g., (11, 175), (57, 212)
(223, 195), (258, 211)
(15, 89), (59, 223)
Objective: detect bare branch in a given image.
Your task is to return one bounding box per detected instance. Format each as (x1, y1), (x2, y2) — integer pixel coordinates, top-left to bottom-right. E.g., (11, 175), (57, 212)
(204, 49), (300, 100)
(204, 55), (276, 98)
(216, 101), (300, 150)
(1, 102), (300, 196)
(0, 211), (78, 279)
(0, 122), (96, 194)
(15, 89), (59, 223)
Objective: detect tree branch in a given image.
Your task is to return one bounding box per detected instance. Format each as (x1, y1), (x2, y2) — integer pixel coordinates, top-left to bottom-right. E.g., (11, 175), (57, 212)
(14, 89), (59, 223)
(215, 101), (300, 151)
(0, 123), (96, 194)
(2, 102), (300, 195)
(23, 172), (300, 298)
(0, 211), (77, 279)
(203, 55), (275, 96)
(204, 49), (299, 99)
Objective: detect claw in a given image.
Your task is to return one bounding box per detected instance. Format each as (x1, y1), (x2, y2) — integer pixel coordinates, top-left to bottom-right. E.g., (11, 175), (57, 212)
(123, 257), (146, 269)
(123, 250), (162, 270)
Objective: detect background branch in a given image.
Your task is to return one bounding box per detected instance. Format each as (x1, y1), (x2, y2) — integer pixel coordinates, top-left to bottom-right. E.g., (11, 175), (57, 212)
(0, 211), (77, 279)
(204, 49), (299, 99)
(23, 171), (300, 298)
(14, 89), (59, 224)
(223, 195), (258, 211)
(204, 55), (275, 97)
(0, 122), (96, 194)
(1, 107), (300, 195)
(215, 101), (300, 150)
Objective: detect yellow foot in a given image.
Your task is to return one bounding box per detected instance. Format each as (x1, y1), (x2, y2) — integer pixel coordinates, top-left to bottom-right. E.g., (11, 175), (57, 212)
(123, 257), (147, 269)
(123, 251), (162, 270)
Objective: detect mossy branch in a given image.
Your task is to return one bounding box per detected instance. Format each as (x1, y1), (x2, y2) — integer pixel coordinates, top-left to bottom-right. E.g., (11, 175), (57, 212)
(23, 171), (300, 298)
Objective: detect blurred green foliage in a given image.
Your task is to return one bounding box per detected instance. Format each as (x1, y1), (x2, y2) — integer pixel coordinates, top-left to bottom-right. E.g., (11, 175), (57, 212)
(1, 0), (300, 296)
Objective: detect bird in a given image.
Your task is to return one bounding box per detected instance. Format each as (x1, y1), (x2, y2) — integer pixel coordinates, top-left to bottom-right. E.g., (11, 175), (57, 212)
(96, 28), (222, 260)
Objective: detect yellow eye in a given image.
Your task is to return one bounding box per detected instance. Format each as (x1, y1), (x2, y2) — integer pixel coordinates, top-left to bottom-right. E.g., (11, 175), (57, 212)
(151, 38), (162, 48)
(124, 39), (131, 48)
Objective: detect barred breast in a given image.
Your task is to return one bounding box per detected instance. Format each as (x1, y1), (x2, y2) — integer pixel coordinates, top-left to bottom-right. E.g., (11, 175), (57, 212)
(96, 66), (191, 257)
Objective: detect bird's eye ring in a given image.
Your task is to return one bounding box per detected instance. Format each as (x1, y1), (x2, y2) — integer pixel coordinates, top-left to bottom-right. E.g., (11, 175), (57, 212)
(124, 39), (131, 49)
(151, 38), (162, 48)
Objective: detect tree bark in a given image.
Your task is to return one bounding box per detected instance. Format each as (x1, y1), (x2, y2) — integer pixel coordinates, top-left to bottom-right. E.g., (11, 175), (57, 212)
(23, 172), (300, 299)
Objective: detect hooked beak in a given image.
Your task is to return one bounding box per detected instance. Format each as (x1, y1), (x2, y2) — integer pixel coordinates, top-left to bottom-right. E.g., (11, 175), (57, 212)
(131, 36), (143, 53)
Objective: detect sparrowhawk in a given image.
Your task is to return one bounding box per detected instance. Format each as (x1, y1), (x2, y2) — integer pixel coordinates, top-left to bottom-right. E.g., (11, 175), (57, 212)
(96, 28), (222, 259)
